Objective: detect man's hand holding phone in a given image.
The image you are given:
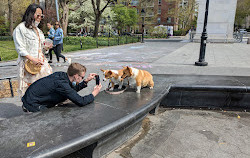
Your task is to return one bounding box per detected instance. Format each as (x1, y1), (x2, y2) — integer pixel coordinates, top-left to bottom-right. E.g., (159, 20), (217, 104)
(92, 84), (102, 97)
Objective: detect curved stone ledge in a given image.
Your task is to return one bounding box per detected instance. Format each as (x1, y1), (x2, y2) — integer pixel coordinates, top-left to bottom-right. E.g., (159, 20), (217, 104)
(171, 85), (250, 92)
(1, 74), (250, 157)
(0, 75), (170, 158)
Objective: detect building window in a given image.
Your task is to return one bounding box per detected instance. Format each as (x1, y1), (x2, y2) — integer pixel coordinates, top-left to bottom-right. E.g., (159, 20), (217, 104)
(158, 8), (161, 14)
(158, 0), (161, 5)
(168, 8), (174, 14)
(130, 0), (138, 6)
(157, 17), (161, 24)
(167, 17), (172, 23)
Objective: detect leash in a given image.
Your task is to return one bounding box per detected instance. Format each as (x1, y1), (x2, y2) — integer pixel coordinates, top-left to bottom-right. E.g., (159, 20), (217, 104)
(107, 80), (111, 90)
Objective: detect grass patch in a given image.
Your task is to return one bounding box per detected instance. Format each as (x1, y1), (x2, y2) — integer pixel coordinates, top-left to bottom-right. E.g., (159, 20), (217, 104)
(63, 44), (98, 53)
(0, 41), (98, 61)
(0, 41), (17, 61)
(0, 36), (141, 61)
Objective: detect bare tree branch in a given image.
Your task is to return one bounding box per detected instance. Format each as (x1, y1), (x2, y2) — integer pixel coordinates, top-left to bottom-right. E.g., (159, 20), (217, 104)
(96, 0), (100, 13)
(91, 0), (97, 15)
(100, 0), (111, 13)
(69, 0), (88, 11)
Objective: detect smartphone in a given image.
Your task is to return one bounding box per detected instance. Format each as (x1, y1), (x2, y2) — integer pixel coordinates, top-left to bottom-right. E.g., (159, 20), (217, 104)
(95, 75), (100, 85)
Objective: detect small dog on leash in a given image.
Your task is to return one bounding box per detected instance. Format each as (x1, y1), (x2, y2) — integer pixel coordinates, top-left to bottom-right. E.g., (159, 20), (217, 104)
(121, 66), (154, 93)
(101, 69), (124, 90)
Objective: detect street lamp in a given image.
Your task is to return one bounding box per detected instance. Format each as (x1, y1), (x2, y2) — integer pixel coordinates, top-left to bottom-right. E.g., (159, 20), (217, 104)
(195, 0), (210, 66)
(107, 15), (111, 46)
(141, 9), (145, 43)
(107, 15), (111, 37)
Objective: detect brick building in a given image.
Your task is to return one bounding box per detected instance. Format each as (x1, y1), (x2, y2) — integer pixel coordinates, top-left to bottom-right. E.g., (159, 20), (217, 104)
(126, 0), (180, 33)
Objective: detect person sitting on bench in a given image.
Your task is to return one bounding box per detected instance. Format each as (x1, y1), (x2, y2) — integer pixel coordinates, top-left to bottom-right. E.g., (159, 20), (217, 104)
(22, 63), (102, 112)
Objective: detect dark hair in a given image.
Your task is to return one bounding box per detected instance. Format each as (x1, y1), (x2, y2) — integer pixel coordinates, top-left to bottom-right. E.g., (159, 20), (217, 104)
(22, 4), (43, 28)
(67, 63), (86, 76)
(55, 21), (61, 28)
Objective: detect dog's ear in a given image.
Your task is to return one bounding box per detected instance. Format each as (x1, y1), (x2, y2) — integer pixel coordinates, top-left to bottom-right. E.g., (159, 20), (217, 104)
(100, 69), (105, 72)
(107, 70), (113, 76)
(126, 66), (130, 70)
(128, 67), (132, 75)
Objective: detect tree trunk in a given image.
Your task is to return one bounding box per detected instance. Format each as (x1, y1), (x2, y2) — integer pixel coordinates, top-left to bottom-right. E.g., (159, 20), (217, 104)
(8, 0), (13, 36)
(61, 1), (69, 36)
(93, 15), (100, 37)
(91, 0), (110, 37)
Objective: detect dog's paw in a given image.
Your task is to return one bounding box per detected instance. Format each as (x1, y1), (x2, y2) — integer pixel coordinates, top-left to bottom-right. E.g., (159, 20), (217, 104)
(149, 87), (153, 89)
(136, 90), (141, 93)
(130, 85), (136, 89)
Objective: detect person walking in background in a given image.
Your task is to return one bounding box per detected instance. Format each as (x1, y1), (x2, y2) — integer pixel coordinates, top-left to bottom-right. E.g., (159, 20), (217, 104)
(47, 22), (55, 63)
(13, 4), (53, 96)
(54, 21), (67, 66)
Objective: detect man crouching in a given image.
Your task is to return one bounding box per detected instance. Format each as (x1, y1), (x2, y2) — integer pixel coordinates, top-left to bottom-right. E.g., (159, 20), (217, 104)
(22, 63), (102, 112)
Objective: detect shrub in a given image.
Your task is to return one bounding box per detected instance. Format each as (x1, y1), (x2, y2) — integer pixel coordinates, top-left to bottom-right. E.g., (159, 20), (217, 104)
(149, 26), (168, 38)
(0, 16), (9, 36)
(64, 36), (96, 45)
(174, 29), (188, 36)
(0, 36), (13, 41)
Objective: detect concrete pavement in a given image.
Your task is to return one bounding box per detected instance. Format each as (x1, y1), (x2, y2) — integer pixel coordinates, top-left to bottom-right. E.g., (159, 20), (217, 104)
(107, 109), (250, 158)
(104, 40), (250, 158)
(0, 39), (250, 157)
(151, 42), (250, 76)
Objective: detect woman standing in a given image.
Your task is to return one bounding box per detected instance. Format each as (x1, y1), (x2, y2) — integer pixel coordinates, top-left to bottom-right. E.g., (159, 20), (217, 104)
(13, 4), (53, 96)
(54, 21), (67, 66)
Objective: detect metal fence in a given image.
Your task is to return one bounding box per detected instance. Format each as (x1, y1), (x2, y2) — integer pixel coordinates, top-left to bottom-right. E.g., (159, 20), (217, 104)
(0, 76), (17, 97)
(64, 35), (142, 49)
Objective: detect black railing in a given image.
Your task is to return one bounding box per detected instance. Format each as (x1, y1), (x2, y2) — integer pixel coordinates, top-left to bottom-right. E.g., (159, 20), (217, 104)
(64, 35), (141, 49)
(0, 76), (17, 97)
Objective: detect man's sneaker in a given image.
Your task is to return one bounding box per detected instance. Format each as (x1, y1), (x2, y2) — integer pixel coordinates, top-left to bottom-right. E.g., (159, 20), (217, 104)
(64, 58), (72, 65)
(67, 58), (71, 64)
(48, 60), (53, 63)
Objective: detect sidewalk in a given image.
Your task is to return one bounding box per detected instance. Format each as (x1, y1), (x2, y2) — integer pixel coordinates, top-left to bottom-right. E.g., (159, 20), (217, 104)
(1, 41), (250, 105)
(151, 42), (250, 76)
(0, 40), (250, 157)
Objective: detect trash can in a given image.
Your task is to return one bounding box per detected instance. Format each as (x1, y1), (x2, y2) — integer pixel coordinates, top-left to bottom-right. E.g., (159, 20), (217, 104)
(247, 38), (250, 44)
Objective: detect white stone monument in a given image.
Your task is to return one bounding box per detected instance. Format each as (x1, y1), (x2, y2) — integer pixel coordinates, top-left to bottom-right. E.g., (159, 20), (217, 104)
(194, 0), (237, 43)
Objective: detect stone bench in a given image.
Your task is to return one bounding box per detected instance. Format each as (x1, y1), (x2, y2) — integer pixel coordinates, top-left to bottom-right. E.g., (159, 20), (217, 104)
(1, 74), (250, 158)
(0, 75), (170, 158)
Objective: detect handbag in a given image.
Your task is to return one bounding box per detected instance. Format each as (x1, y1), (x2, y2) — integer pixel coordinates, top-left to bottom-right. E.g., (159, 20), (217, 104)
(24, 28), (42, 75)
(24, 59), (41, 75)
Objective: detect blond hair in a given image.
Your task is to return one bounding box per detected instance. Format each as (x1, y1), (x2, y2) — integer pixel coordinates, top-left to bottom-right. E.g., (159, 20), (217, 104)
(67, 63), (86, 76)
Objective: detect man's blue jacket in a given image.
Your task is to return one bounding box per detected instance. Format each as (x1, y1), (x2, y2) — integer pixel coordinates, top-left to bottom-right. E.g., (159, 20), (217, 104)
(22, 72), (94, 112)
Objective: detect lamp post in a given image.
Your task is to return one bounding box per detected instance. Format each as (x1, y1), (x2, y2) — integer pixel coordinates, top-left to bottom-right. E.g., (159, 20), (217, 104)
(107, 15), (111, 37)
(195, 0), (210, 66)
(141, 9), (145, 43)
(107, 15), (111, 46)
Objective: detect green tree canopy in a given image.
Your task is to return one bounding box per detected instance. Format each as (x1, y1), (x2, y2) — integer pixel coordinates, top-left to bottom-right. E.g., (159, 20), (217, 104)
(176, 0), (197, 31)
(112, 4), (138, 33)
(235, 0), (250, 27)
(68, 0), (113, 33)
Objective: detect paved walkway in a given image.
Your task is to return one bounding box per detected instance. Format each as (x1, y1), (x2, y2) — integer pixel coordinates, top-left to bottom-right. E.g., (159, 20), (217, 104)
(151, 42), (250, 76)
(1, 39), (250, 157)
(1, 42), (250, 77)
(107, 109), (250, 158)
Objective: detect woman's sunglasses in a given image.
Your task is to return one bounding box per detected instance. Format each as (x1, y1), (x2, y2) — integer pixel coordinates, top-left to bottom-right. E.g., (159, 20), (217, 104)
(36, 14), (44, 19)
